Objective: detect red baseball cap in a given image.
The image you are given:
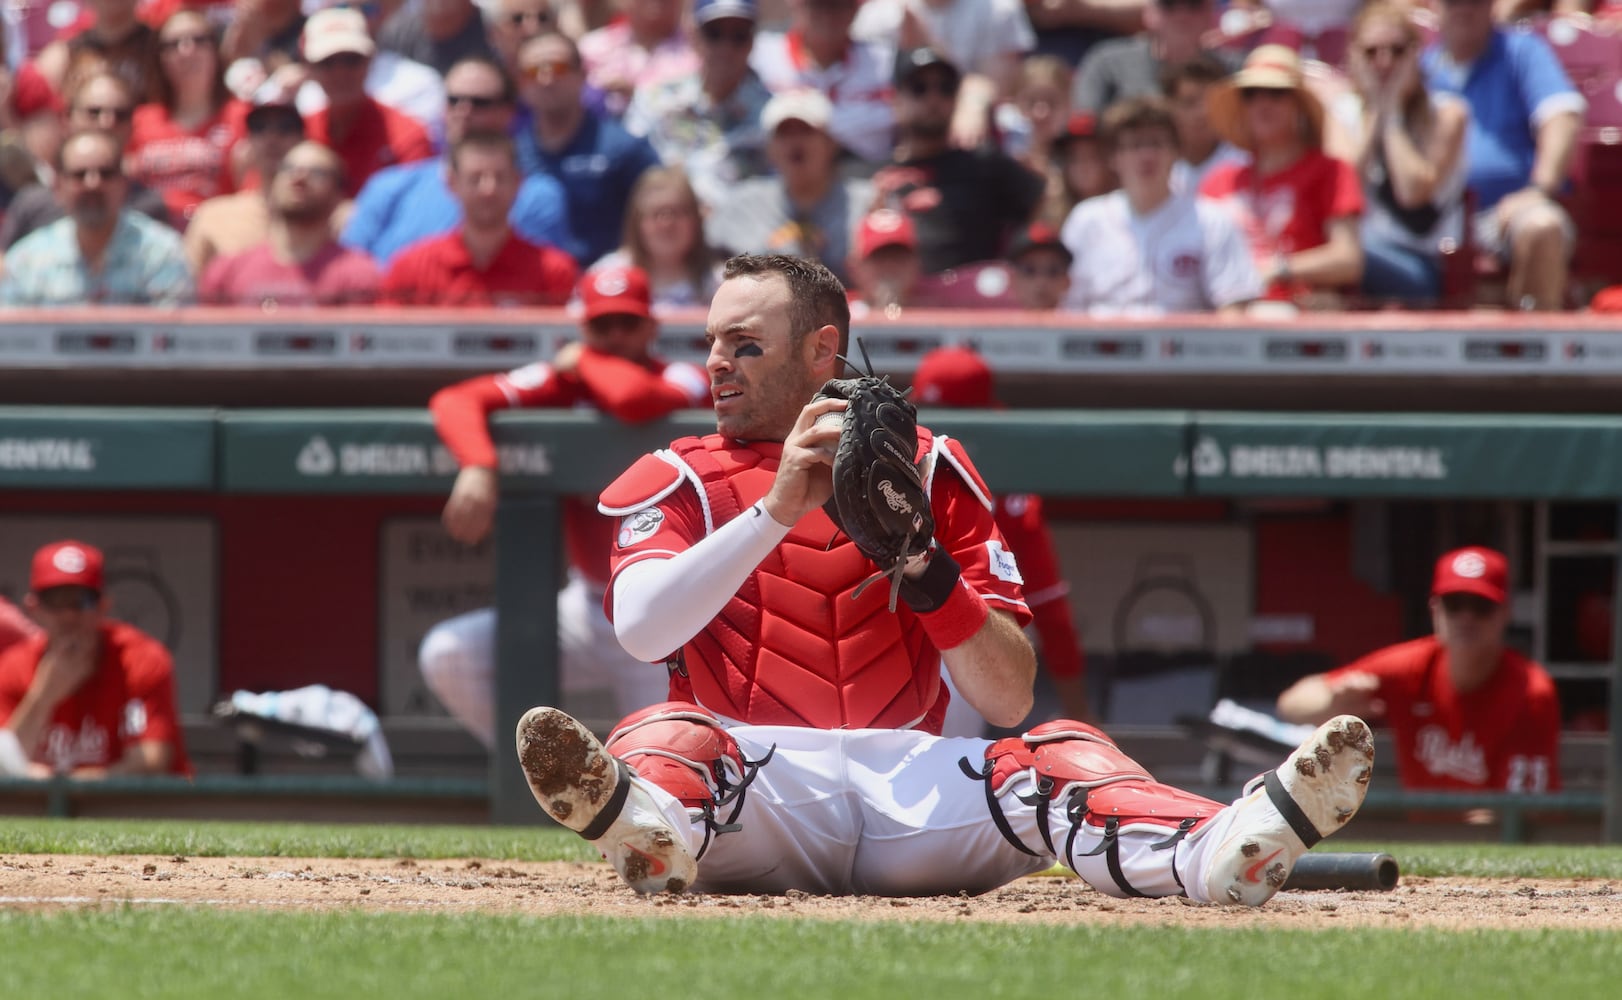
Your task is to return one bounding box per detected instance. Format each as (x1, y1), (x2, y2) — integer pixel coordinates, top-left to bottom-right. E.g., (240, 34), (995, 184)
(579, 266), (653, 321)
(912, 346), (994, 408)
(1431, 546), (1508, 604)
(856, 209), (917, 260)
(31, 540), (105, 594)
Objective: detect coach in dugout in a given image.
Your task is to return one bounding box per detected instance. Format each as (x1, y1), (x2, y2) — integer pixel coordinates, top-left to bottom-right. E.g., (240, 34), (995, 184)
(0, 541), (191, 779)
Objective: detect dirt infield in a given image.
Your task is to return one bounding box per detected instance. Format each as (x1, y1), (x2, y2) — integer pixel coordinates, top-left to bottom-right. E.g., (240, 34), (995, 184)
(2, 854), (1619, 929)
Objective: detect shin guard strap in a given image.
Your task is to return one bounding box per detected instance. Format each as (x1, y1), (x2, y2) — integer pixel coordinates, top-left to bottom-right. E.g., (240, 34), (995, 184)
(959, 756), (1040, 857)
(1263, 770), (1324, 848)
(1070, 814), (1148, 898)
(578, 759), (634, 842)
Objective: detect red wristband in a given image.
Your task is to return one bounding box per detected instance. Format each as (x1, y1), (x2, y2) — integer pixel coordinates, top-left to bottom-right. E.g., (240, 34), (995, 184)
(916, 577), (990, 650)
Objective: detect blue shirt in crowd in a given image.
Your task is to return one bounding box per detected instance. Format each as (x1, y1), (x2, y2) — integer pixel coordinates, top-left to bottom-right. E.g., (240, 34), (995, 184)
(340, 156), (582, 267)
(1422, 27), (1585, 211)
(515, 112), (661, 267)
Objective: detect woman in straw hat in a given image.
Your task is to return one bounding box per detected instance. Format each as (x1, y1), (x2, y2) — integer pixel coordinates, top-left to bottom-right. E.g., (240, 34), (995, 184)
(1199, 44), (1364, 305)
(1327, 2), (1468, 305)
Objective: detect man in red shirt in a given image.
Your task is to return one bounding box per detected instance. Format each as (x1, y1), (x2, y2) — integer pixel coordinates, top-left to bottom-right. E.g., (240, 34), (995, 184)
(1277, 546), (1561, 796)
(381, 129), (578, 306)
(420, 264), (710, 747)
(0, 540), (191, 779)
(910, 345), (1089, 735)
(301, 7), (433, 196)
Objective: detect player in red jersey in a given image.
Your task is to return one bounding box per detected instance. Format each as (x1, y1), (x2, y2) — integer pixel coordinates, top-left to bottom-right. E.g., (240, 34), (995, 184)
(1278, 546), (1561, 795)
(513, 253), (1373, 904)
(420, 264), (711, 747)
(0, 540), (190, 778)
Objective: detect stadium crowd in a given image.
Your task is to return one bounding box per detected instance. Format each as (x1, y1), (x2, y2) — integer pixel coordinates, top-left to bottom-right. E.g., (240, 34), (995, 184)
(0, 0), (1619, 313)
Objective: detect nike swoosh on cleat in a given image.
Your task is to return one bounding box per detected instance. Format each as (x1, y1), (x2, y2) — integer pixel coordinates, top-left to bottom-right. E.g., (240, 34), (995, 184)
(1244, 848), (1285, 883)
(621, 843), (667, 877)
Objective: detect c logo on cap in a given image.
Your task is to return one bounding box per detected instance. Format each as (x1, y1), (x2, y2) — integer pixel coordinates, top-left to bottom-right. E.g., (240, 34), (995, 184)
(867, 210), (904, 233)
(1451, 552), (1486, 578)
(594, 271), (629, 296)
(53, 547), (87, 573)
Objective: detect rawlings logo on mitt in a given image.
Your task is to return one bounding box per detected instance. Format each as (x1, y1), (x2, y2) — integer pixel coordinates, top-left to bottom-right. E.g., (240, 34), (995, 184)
(813, 371), (933, 611)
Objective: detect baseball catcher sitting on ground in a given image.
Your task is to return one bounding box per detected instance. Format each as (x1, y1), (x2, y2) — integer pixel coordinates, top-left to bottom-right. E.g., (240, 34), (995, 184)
(516, 254), (1373, 901)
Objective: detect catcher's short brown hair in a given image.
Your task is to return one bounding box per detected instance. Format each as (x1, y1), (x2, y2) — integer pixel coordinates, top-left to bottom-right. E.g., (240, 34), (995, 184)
(722, 254), (851, 358)
(1099, 96), (1180, 154)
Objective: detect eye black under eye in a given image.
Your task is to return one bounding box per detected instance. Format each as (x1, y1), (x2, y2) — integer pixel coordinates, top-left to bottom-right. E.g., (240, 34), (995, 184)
(734, 342), (764, 358)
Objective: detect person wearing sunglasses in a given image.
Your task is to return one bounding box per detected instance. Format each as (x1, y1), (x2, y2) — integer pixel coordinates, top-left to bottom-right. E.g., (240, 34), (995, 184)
(1062, 96), (1258, 315)
(184, 92), (310, 275)
(486, 0), (558, 84)
(0, 129), (194, 306)
(341, 55), (576, 266)
(1422, 0), (1583, 310)
(377, 0), (498, 76)
(1278, 547), (1561, 809)
(579, 0), (699, 119)
(1071, 0), (1235, 115)
(1325, 2), (1468, 306)
(0, 541), (192, 781)
(420, 264), (711, 749)
(623, 0), (773, 210)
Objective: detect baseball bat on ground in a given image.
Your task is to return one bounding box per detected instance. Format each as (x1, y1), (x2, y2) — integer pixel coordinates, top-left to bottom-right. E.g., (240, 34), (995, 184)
(1283, 852), (1400, 892)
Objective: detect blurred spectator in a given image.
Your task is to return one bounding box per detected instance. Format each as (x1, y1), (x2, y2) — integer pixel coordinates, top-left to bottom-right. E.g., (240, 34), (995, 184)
(125, 9), (248, 228)
(1160, 54), (1245, 193)
(1023, 0), (1146, 66)
(705, 88), (873, 286)
(853, 0), (1035, 148)
(37, 0), (161, 103)
(1071, 0), (1233, 114)
(342, 55), (575, 266)
(590, 166), (720, 308)
(0, 129), (193, 305)
(382, 129), (580, 305)
(378, 0), (497, 75)
(997, 55), (1071, 170)
(1063, 95), (1259, 313)
(1277, 547), (1561, 799)
(1036, 110), (1115, 226)
(301, 8), (435, 197)
(0, 73), (173, 249)
(286, 0), (446, 140)
(848, 206), (974, 313)
(1423, 0), (1583, 310)
(1226, 0), (1362, 40)
(200, 140), (380, 305)
(1004, 221), (1072, 309)
(751, 0), (896, 163)
(514, 32), (661, 267)
(421, 265), (710, 747)
(910, 345), (1090, 733)
(1329, 2), (1469, 305)
(578, 0), (698, 118)
(185, 93), (308, 275)
(875, 47), (1044, 272)
(1200, 45), (1363, 305)
(0, 540), (191, 780)
(623, 0), (772, 210)
(222, 0), (306, 71)
(0, 15), (65, 173)
(486, 0), (558, 84)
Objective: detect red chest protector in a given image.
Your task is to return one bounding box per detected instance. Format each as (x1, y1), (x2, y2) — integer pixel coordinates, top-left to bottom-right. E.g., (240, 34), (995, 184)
(605, 432), (959, 732)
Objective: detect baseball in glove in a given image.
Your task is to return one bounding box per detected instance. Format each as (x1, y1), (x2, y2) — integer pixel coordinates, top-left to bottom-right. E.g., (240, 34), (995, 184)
(813, 372), (934, 611)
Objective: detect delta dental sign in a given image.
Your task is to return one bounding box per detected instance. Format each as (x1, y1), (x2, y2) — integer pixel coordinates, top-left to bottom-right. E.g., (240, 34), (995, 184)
(1179, 436), (1450, 488)
(0, 437), (96, 471)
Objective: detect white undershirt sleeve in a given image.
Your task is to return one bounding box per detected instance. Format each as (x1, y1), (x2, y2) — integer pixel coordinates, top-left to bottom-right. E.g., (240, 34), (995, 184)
(612, 500), (793, 662)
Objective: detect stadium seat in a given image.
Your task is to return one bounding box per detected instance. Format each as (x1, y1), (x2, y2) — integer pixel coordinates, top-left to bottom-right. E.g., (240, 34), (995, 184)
(1530, 15), (1622, 98)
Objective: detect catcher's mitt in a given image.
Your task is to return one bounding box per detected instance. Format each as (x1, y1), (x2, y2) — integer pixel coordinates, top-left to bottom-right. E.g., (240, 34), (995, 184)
(813, 374), (933, 611)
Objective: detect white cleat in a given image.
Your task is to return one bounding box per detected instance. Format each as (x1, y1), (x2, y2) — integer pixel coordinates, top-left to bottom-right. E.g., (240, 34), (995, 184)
(1202, 714), (1375, 907)
(516, 706), (697, 894)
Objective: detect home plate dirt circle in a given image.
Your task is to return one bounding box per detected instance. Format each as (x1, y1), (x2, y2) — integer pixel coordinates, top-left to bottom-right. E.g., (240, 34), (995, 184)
(1, 855), (1618, 928)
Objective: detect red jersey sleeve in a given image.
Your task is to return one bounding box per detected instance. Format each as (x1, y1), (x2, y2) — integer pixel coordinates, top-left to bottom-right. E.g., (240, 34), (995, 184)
(0, 643), (38, 726)
(120, 634), (183, 751)
(380, 246), (425, 305)
(604, 475), (709, 596)
(994, 493), (1083, 679)
(430, 362), (577, 468)
(535, 246), (580, 305)
(11, 62), (62, 119)
(1326, 638), (1429, 701)
(0, 598), (39, 655)
(930, 440), (1032, 629)
(573, 352), (709, 422)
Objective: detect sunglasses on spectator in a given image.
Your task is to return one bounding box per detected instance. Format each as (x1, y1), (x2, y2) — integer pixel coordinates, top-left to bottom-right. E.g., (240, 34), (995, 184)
(63, 165), (123, 183)
(521, 58), (575, 81)
(1239, 87), (1292, 102)
(159, 32), (215, 52)
(1016, 262), (1067, 279)
(448, 93), (508, 110)
(1439, 593), (1498, 617)
(37, 587), (100, 611)
(76, 104), (134, 123)
(701, 23), (753, 46)
(248, 114), (304, 135)
(903, 75), (958, 98)
(316, 52), (368, 70)
(588, 315), (645, 334)
(277, 161), (340, 181)
(1157, 0), (1208, 10)
(507, 9), (553, 27)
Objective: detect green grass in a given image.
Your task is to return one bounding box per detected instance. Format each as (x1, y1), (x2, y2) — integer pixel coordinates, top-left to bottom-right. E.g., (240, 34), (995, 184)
(0, 909), (1613, 1000)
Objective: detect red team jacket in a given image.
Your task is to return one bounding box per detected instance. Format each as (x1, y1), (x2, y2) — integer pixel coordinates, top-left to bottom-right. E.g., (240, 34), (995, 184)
(430, 350), (710, 586)
(0, 620), (192, 775)
(1326, 636), (1561, 792)
(599, 429), (1033, 732)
